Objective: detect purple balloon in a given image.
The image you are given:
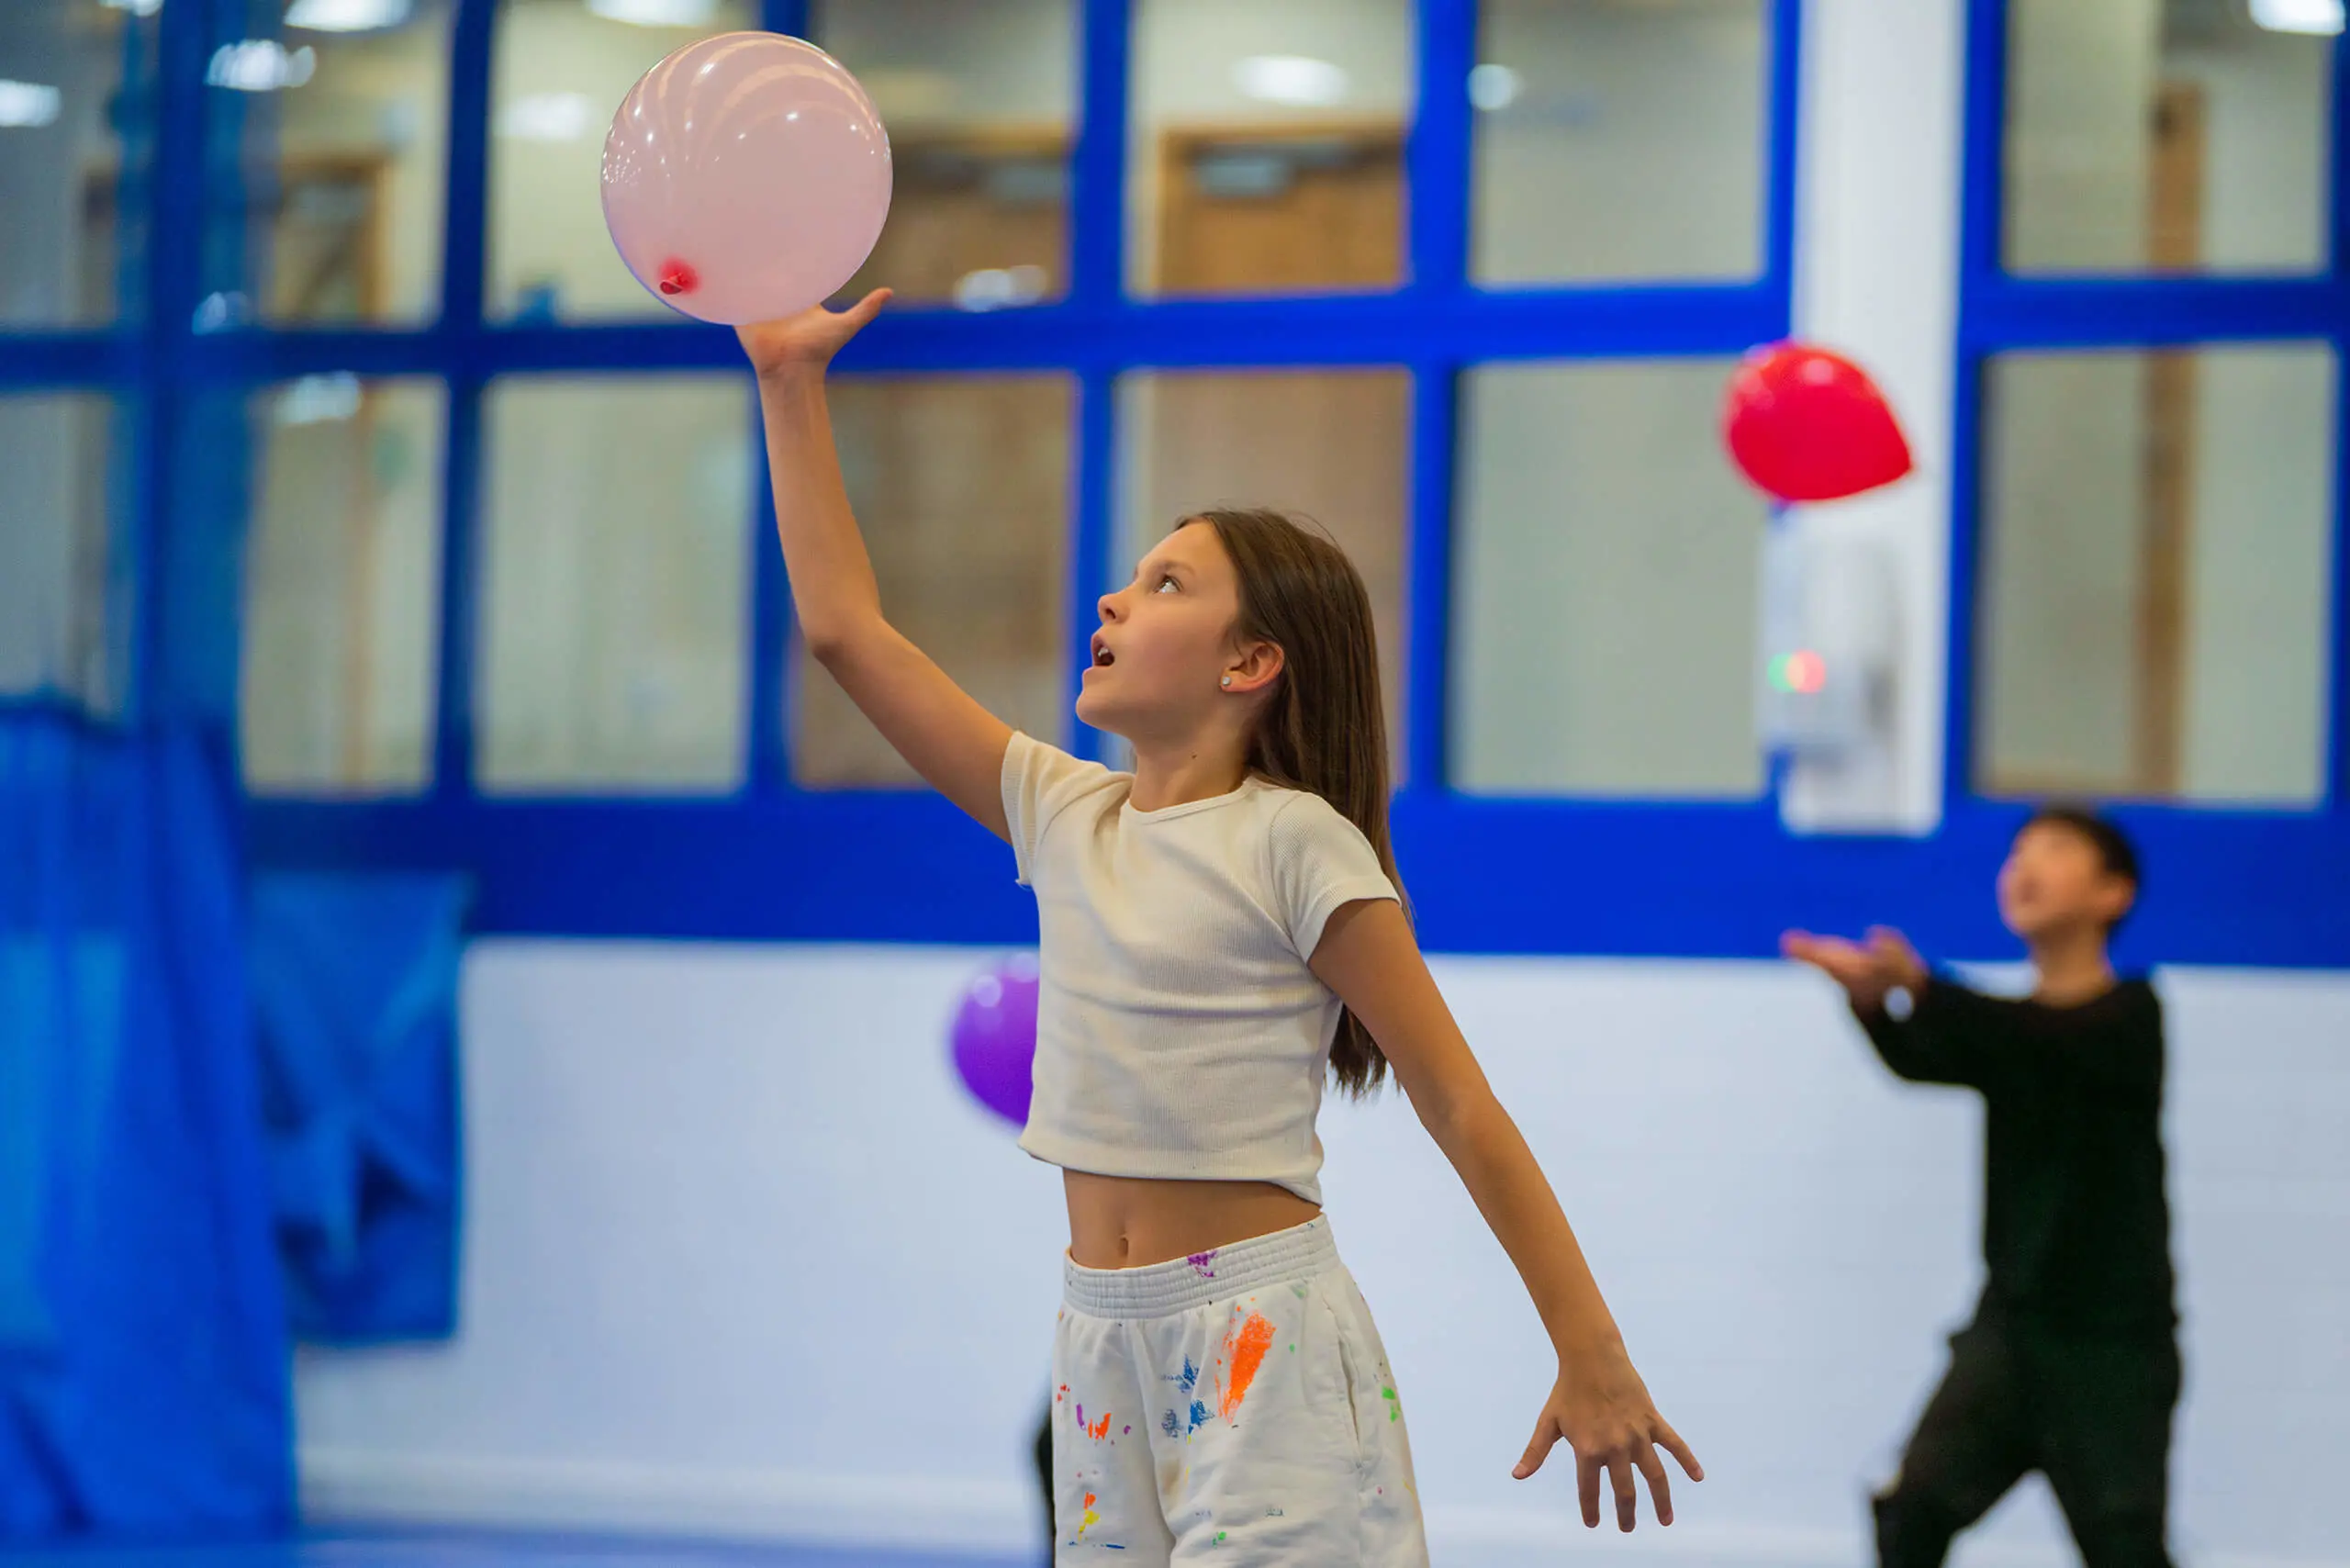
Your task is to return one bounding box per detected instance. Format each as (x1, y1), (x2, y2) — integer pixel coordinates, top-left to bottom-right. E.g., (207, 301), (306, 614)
(950, 957), (1039, 1127)
(600, 32), (893, 325)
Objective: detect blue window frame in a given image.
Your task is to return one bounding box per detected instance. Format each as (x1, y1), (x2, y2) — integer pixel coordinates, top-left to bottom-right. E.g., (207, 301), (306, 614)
(1945, 0), (2350, 966)
(8, 0), (2343, 966)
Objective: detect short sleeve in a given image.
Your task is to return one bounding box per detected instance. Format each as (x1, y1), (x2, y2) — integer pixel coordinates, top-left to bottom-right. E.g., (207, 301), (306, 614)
(1264, 791), (1400, 961)
(1001, 731), (1114, 887)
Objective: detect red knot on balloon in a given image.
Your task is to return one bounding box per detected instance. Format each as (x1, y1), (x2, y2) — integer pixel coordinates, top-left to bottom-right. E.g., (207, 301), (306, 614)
(658, 259), (699, 297)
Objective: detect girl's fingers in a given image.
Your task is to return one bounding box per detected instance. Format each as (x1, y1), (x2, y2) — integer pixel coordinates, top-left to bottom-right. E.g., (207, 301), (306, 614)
(1634, 1438), (1674, 1527)
(1611, 1452), (1640, 1531)
(841, 286), (892, 330)
(1577, 1450), (1604, 1529)
(1657, 1419), (1704, 1482)
(1514, 1415), (1559, 1481)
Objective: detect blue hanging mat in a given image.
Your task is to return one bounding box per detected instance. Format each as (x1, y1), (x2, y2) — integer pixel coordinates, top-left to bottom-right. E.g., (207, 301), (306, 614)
(249, 873), (470, 1345)
(0, 710), (292, 1539)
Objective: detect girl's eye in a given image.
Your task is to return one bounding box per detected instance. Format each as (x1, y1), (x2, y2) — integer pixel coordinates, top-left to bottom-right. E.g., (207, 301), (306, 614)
(1153, 574), (1179, 594)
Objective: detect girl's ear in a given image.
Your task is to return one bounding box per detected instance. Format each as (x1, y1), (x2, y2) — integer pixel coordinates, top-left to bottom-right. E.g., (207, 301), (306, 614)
(1221, 638), (1285, 695)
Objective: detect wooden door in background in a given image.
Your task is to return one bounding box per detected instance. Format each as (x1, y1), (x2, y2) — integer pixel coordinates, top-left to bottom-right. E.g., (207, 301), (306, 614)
(2133, 81), (2204, 795)
(1139, 124), (1412, 776)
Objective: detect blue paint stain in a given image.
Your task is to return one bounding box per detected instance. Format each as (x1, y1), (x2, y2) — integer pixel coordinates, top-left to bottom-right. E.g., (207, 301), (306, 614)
(1188, 1399), (1210, 1434)
(1161, 1409), (1181, 1439)
(1170, 1358), (1199, 1396)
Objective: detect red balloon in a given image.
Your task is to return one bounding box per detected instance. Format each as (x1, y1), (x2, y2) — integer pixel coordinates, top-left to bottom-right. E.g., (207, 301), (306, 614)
(1722, 342), (1914, 503)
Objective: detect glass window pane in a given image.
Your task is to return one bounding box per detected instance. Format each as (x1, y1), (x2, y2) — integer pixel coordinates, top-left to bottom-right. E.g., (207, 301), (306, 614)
(1977, 345), (2334, 805)
(1116, 369), (1411, 778)
(478, 376), (753, 790)
(1129, 0), (1414, 297)
(1472, 0), (1769, 286)
(2005, 0), (2332, 274)
(203, 0), (453, 327)
(0, 394), (123, 711)
(794, 375), (1072, 786)
(0, 5), (151, 326)
(241, 377), (445, 795)
(488, 0), (756, 323)
(818, 0), (1076, 310)
(1453, 360), (1768, 797)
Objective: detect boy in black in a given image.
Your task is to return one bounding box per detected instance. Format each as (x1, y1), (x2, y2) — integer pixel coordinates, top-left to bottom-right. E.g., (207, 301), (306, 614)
(1784, 807), (2178, 1568)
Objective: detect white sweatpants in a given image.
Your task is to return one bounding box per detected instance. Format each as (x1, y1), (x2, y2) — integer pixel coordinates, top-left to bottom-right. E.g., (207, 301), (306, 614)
(1050, 1216), (1428, 1564)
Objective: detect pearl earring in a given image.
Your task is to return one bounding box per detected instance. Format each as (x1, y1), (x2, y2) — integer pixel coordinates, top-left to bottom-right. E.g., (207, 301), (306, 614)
(1220, 675), (1233, 689)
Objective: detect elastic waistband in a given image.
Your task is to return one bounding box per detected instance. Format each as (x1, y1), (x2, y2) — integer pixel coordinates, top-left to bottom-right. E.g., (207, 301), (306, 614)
(1063, 1216), (1340, 1319)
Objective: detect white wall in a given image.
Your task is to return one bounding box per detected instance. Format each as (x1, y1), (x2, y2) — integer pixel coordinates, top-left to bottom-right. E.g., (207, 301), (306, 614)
(296, 943), (2350, 1568)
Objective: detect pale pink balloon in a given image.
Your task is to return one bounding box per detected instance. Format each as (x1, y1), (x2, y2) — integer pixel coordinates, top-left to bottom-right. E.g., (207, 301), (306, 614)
(600, 32), (892, 326)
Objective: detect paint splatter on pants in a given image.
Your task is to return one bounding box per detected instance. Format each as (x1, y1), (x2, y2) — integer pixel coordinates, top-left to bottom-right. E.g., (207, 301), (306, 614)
(1051, 1216), (1427, 1564)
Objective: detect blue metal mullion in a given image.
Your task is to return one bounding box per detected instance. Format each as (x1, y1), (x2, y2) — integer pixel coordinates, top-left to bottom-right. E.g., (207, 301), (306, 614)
(442, 0), (494, 331)
(424, 0), (496, 800)
(1066, 366), (1118, 762)
(431, 373), (486, 798)
(127, 0), (211, 729)
(1760, 0), (1804, 309)
(1403, 363), (1459, 794)
(0, 337), (140, 389)
(1406, 0), (1475, 296)
(1959, 0), (2009, 294)
(2327, 314), (2350, 813)
(751, 5), (812, 795)
(1945, 0), (2005, 817)
(747, 388), (793, 794)
(1942, 348), (1987, 815)
(1964, 276), (2340, 352)
(1401, 0), (1475, 792)
(1069, 0), (1133, 307)
(2327, 26), (2350, 812)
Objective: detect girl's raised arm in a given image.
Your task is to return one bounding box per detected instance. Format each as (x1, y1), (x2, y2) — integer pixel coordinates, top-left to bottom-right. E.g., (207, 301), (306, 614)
(741, 292), (1013, 838)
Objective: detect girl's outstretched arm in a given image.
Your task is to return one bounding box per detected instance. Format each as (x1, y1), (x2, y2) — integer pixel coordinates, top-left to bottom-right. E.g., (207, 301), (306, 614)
(740, 292), (1013, 838)
(1310, 898), (1703, 1535)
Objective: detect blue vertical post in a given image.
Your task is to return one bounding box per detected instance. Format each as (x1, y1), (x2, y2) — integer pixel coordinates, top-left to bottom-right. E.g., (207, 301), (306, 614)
(1402, 0), (1474, 792)
(431, 0), (498, 798)
(1942, 0), (2014, 818)
(129, 0), (212, 730)
(748, 395), (793, 794)
(1761, 0), (1804, 304)
(2327, 25), (2350, 813)
(1062, 0), (1132, 760)
(749, 0), (814, 791)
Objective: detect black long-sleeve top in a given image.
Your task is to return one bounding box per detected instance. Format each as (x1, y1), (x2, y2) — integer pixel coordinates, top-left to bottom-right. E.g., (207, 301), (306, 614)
(1860, 977), (2177, 1333)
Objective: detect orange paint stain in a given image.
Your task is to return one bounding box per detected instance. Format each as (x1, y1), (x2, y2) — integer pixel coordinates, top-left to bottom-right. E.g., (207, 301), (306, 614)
(1088, 1410), (1113, 1440)
(1218, 1312), (1276, 1419)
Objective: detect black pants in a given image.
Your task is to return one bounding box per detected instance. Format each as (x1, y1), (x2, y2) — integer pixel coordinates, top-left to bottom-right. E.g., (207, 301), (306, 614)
(1034, 1398), (1055, 1556)
(1876, 1313), (2180, 1568)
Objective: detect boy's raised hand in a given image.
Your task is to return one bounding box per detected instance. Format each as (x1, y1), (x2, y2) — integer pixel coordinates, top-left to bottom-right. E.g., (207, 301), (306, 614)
(1782, 926), (1926, 1012)
(737, 288), (891, 379)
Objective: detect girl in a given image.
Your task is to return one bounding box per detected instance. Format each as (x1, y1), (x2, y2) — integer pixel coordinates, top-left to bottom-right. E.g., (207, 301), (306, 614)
(743, 292), (1700, 1566)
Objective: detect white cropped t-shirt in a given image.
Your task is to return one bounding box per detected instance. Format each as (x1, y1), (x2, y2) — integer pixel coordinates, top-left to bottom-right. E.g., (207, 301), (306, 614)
(1001, 731), (1400, 1204)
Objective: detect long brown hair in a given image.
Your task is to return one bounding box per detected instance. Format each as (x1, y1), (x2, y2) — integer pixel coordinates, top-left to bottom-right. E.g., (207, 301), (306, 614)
(1192, 508), (1408, 1098)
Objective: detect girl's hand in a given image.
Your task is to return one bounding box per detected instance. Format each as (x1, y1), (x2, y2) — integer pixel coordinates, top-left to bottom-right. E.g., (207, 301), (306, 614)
(737, 288), (891, 380)
(1515, 1338), (1701, 1531)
